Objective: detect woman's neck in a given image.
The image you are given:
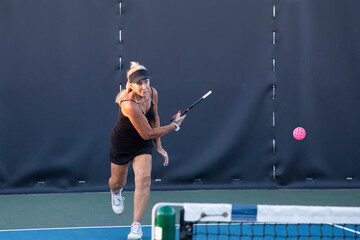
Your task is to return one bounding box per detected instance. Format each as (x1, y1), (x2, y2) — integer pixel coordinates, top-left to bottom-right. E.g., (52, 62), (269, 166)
(132, 92), (149, 103)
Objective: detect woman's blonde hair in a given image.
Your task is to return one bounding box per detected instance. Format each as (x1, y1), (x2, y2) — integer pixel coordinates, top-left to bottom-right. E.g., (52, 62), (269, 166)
(115, 62), (148, 104)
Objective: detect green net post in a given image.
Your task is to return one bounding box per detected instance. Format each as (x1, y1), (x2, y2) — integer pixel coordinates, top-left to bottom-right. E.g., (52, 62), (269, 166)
(155, 205), (176, 240)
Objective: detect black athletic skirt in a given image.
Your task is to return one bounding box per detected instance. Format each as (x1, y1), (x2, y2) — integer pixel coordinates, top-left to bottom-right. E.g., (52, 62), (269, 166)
(109, 140), (153, 165)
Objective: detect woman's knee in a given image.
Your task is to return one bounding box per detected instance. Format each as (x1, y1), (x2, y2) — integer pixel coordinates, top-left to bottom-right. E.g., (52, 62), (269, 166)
(135, 175), (151, 189)
(109, 176), (126, 190)
(109, 162), (129, 189)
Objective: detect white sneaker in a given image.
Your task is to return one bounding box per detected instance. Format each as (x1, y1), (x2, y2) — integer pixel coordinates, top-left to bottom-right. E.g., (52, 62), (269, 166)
(127, 222), (143, 240)
(111, 189), (124, 215)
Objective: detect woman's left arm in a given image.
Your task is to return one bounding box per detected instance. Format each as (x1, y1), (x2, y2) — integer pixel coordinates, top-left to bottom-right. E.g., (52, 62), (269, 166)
(150, 88), (169, 166)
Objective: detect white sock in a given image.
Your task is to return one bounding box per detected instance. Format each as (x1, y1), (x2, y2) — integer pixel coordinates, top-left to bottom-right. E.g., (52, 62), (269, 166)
(112, 188), (123, 195)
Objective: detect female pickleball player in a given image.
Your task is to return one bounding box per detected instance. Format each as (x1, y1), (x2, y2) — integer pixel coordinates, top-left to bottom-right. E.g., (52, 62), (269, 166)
(109, 62), (186, 240)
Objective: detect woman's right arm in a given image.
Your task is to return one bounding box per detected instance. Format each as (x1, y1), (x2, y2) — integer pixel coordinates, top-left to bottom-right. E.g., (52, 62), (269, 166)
(121, 101), (185, 140)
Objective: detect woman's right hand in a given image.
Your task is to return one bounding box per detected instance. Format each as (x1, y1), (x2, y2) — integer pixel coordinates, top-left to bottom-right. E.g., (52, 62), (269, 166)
(172, 111), (186, 126)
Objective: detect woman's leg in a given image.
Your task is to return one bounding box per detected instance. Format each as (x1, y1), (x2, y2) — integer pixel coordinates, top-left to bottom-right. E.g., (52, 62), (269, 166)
(132, 154), (152, 222)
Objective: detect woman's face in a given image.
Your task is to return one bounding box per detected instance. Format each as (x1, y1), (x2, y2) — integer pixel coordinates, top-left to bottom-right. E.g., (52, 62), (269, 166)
(132, 78), (150, 97)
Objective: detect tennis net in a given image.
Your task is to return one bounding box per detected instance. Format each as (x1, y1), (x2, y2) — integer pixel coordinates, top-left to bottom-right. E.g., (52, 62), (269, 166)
(151, 203), (360, 240)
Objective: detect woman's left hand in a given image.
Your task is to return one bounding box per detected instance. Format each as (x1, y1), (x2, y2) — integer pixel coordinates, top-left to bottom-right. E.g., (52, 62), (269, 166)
(157, 147), (169, 166)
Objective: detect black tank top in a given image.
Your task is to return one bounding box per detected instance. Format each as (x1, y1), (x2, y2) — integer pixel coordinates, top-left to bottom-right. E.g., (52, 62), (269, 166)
(111, 93), (155, 152)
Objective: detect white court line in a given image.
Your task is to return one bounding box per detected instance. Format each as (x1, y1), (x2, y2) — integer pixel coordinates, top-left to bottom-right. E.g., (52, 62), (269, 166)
(0, 225), (151, 233)
(334, 224), (360, 235)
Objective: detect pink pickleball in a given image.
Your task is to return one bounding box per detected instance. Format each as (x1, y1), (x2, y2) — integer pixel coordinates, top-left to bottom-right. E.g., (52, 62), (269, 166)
(293, 127), (306, 140)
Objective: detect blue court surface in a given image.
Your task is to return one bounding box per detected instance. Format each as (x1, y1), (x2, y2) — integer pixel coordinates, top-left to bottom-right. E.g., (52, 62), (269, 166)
(0, 226), (152, 240)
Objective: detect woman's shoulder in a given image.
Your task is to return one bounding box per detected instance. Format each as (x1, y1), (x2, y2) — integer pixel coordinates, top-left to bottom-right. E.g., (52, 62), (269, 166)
(120, 93), (137, 108)
(120, 99), (138, 117)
